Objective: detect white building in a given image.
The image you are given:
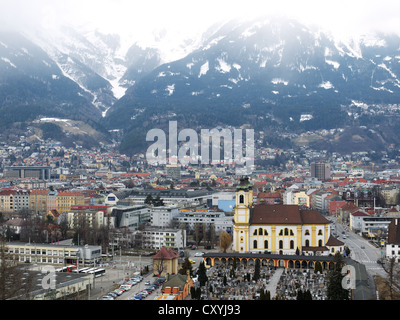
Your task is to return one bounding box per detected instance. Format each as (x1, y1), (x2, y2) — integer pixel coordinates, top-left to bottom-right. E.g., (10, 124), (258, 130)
(386, 218), (400, 262)
(174, 210), (233, 234)
(349, 210), (369, 232)
(111, 205), (150, 229)
(151, 206), (180, 227)
(141, 228), (186, 250)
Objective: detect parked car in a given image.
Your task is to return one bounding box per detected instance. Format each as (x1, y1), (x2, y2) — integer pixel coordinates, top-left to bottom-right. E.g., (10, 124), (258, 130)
(120, 284), (132, 291)
(113, 289), (124, 296)
(102, 295), (114, 300)
(107, 292), (118, 298)
(139, 290), (149, 297)
(194, 252), (204, 257)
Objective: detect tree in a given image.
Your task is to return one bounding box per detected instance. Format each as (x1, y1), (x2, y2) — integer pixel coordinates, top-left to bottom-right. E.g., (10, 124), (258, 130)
(197, 261), (208, 286)
(219, 231), (232, 253)
(386, 257), (400, 300)
(253, 259), (261, 281)
(314, 261), (323, 274)
(178, 258), (193, 276)
(0, 231), (35, 299)
(144, 194), (153, 205)
(326, 252), (349, 300)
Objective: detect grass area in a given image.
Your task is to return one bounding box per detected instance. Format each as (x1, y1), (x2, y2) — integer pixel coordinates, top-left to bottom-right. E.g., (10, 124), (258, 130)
(374, 275), (400, 300)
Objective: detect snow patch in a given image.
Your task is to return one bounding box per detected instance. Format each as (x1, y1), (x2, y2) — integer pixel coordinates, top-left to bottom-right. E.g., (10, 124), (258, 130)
(1, 57), (16, 68)
(325, 59), (340, 69)
(198, 61), (209, 78)
(216, 58), (231, 73)
(271, 78), (288, 85)
(300, 114), (313, 122)
(318, 81), (334, 89)
(166, 84), (175, 96)
(202, 36), (226, 50)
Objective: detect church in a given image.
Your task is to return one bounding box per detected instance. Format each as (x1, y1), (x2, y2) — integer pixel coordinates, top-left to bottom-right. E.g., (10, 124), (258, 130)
(232, 177), (344, 256)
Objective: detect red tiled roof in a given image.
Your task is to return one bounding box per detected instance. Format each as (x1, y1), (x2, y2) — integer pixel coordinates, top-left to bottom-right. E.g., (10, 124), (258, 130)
(325, 235), (344, 246)
(153, 247), (179, 260)
(250, 204), (330, 225)
(351, 210), (369, 217)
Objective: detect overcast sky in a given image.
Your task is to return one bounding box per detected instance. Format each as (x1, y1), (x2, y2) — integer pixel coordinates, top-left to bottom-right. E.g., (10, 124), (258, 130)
(1, 0), (400, 40)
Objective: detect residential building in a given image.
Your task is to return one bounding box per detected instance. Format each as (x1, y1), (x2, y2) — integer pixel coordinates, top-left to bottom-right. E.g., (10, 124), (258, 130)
(0, 189), (15, 213)
(349, 210), (370, 232)
(386, 218), (400, 262)
(141, 227), (186, 250)
(151, 205), (180, 227)
(57, 191), (85, 214)
(284, 189), (309, 207)
(166, 164), (181, 180)
(67, 205), (113, 229)
(310, 162), (331, 181)
(13, 190), (30, 213)
(174, 210), (233, 235)
(46, 190), (58, 214)
(30, 189), (48, 214)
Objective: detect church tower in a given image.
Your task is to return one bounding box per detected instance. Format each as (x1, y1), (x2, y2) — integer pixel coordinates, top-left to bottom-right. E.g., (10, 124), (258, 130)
(233, 177), (253, 253)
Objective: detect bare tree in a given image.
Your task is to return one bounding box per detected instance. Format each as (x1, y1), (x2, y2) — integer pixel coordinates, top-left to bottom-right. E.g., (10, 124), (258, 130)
(386, 257), (400, 299)
(219, 231), (232, 253)
(0, 231), (35, 300)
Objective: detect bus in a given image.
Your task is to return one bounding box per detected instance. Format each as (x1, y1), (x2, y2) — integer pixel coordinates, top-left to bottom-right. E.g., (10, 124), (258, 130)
(88, 268), (106, 278)
(56, 265), (77, 273)
(81, 268), (95, 274)
(77, 267), (91, 273)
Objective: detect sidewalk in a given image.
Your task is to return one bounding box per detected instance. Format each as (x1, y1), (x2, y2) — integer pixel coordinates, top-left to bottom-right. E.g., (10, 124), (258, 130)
(265, 268), (284, 298)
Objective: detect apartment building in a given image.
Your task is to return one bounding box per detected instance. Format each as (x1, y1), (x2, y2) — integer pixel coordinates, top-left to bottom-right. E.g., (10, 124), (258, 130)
(57, 191), (85, 214)
(141, 227), (186, 250)
(67, 205), (113, 229)
(30, 189), (48, 214)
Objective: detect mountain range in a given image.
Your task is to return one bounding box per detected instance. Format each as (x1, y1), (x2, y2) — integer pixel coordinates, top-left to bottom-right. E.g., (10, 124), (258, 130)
(1, 16), (400, 155)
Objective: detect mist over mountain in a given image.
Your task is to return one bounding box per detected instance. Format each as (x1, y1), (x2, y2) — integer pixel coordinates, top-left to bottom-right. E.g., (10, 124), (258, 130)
(1, 15), (400, 153)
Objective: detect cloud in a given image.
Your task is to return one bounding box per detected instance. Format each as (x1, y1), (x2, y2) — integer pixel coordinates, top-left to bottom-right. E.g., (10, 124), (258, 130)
(1, 0), (399, 38)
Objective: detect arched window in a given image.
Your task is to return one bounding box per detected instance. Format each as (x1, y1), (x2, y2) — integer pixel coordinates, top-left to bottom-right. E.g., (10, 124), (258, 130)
(305, 229), (310, 236)
(305, 239), (310, 247)
(284, 228), (289, 236)
(264, 229), (268, 236)
(279, 229), (283, 236)
(318, 239), (323, 246)
(290, 240), (294, 249)
(253, 240), (258, 249)
(318, 230), (323, 235)
(259, 228), (263, 235)
(239, 194), (244, 204)
(279, 240), (283, 249)
(253, 229), (257, 236)
(264, 240), (268, 249)
(290, 230), (294, 236)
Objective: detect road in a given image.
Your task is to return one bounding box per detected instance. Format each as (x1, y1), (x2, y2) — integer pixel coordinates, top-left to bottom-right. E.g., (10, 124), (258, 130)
(331, 217), (386, 278)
